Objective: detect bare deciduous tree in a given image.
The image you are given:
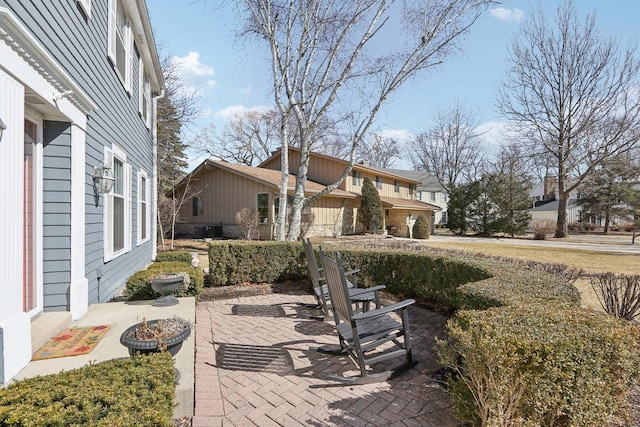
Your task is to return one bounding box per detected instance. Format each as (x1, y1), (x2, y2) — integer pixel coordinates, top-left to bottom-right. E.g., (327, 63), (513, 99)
(357, 133), (401, 168)
(411, 102), (485, 191)
(238, 0), (495, 240)
(497, 1), (640, 238)
(194, 110), (280, 166)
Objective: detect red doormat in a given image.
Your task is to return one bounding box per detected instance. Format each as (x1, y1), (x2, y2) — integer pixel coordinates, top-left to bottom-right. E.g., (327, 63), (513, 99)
(32, 325), (111, 360)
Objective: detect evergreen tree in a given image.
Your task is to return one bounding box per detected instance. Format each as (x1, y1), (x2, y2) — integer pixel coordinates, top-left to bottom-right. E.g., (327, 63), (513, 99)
(577, 155), (640, 233)
(447, 181), (482, 234)
(358, 177), (384, 232)
(467, 176), (501, 235)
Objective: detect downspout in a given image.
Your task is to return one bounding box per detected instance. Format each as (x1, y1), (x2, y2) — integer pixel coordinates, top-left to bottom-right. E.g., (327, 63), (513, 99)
(151, 89), (164, 260)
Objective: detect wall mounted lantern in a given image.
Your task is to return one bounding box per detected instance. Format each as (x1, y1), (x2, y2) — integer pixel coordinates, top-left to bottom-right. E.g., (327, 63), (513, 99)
(0, 117), (6, 142)
(92, 165), (115, 195)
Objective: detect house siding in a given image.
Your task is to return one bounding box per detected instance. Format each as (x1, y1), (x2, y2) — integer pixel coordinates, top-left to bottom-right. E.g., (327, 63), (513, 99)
(2, 0), (156, 304)
(42, 121), (72, 311)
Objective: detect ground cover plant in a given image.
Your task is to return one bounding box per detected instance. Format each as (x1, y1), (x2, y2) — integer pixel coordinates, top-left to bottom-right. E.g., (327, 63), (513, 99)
(0, 353), (175, 426)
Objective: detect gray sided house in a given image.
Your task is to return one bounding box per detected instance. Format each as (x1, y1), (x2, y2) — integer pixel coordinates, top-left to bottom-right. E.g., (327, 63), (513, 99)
(0, 0), (163, 383)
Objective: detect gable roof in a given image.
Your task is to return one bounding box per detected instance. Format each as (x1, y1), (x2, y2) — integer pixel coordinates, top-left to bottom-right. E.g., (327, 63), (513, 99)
(260, 147), (422, 184)
(381, 169), (443, 191)
(380, 196), (441, 212)
(174, 159), (356, 198)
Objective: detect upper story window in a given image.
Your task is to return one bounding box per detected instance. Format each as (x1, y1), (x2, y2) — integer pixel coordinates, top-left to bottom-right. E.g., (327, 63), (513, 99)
(257, 193), (269, 223)
(138, 53), (152, 128)
(417, 190), (422, 201)
(375, 176), (382, 190)
(430, 191), (437, 202)
(394, 180), (399, 193)
(352, 170), (361, 187)
(409, 184), (414, 196)
(108, 0), (132, 91)
(442, 192), (448, 202)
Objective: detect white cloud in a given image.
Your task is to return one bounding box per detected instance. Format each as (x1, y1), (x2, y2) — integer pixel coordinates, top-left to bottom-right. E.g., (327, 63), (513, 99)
(240, 85), (253, 95)
(489, 7), (523, 23)
(171, 51), (217, 94)
(376, 129), (414, 145)
(172, 51), (215, 77)
(214, 104), (272, 121)
(475, 121), (515, 153)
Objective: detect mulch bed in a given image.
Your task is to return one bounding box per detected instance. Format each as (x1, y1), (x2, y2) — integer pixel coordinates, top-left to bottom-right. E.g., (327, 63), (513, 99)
(199, 280), (312, 301)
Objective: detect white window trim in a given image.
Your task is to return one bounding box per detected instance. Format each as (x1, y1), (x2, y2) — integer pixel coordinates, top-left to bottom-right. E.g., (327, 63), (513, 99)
(104, 144), (131, 262)
(107, 0), (132, 92)
(137, 169), (150, 245)
(137, 55), (151, 128)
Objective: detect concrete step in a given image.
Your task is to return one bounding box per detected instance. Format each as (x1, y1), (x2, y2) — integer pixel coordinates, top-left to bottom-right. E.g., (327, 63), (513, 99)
(30, 312), (72, 353)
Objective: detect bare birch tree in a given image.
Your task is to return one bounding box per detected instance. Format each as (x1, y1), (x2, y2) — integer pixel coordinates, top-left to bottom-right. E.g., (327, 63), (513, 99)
(411, 102), (485, 191)
(238, 0), (495, 240)
(497, 1), (640, 238)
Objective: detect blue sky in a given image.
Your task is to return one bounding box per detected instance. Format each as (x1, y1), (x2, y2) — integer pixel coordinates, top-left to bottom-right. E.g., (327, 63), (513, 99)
(146, 1), (640, 169)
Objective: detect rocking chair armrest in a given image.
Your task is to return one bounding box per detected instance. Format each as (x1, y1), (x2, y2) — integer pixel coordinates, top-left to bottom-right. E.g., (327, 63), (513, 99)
(352, 299), (415, 321)
(344, 268), (360, 276)
(349, 285), (386, 297)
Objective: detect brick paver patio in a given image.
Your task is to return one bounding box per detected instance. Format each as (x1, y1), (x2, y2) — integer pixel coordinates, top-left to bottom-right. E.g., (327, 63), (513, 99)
(193, 291), (459, 426)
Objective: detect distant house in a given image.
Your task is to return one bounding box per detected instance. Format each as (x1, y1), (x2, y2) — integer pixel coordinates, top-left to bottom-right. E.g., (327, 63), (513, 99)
(173, 148), (440, 238)
(383, 169), (448, 226)
(0, 1), (163, 383)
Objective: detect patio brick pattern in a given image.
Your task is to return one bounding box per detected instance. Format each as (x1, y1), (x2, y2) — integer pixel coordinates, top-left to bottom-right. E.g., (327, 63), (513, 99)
(193, 291), (459, 426)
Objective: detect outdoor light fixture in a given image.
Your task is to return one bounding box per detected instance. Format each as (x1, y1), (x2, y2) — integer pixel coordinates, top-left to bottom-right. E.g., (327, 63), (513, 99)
(0, 117), (6, 142)
(92, 165), (115, 195)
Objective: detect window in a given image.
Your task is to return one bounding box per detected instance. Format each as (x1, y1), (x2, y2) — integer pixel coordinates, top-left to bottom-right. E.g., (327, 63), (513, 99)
(442, 192), (448, 202)
(257, 193), (269, 223)
(441, 211), (448, 224)
(375, 176), (382, 190)
(274, 195), (293, 221)
(192, 196), (202, 217)
(394, 180), (399, 193)
(108, 0), (132, 91)
(138, 53), (151, 127)
(430, 191), (436, 202)
(417, 190), (422, 201)
(137, 171), (149, 244)
(352, 170), (361, 186)
(409, 184), (414, 196)
(104, 144), (131, 261)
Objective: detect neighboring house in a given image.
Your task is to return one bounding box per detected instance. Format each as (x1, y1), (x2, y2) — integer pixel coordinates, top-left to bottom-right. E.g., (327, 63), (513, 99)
(0, 1), (163, 384)
(528, 174), (598, 225)
(384, 169), (448, 226)
(173, 148), (440, 238)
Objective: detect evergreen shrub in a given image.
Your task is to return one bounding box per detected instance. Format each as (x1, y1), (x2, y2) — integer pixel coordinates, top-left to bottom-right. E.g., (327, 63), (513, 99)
(124, 260), (204, 300)
(437, 305), (640, 426)
(412, 214), (430, 239)
(155, 250), (192, 264)
(0, 353), (175, 426)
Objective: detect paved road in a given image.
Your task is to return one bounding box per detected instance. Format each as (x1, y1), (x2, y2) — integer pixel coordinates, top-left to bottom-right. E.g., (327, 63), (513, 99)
(422, 234), (640, 255)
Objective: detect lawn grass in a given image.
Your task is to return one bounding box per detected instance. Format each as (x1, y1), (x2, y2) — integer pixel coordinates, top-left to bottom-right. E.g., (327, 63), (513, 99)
(420, 240), (639, 311)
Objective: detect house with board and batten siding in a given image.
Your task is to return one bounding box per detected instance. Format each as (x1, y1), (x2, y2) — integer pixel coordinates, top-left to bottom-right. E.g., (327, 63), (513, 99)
(173, 147), (440, 239)
(0, 0), (163, 384)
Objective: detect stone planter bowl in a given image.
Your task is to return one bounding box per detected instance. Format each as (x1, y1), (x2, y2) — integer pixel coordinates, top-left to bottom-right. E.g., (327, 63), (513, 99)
(150, 274), (183, 306)
(120, 319), (191, 357)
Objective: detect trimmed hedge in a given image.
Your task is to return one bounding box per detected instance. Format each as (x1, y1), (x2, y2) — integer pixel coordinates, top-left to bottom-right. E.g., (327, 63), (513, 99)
(208, 241), (307, 286)
(437, 305), (640, 426)
(155, 250), (192, 264)
(0, 353), (175, 426)
(124, 260), (204, 300)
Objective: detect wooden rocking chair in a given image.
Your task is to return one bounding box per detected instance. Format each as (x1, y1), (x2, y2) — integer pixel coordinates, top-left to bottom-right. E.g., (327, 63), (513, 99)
(302, 238), (381, 321)
(317, 251), (417, 384)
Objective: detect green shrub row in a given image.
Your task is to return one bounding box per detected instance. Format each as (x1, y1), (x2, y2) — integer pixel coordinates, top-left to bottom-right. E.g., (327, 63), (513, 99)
(208, 241), (307, 286)
(0, 353), (175, 426)
(155, 250), (193, 264)
(437, 304), (640, 426)
(124, 260), (204, 300)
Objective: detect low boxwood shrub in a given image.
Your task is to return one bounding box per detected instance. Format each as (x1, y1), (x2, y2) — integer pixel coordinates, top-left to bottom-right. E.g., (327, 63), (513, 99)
(0, 352), (175, 426)
(124, 260), (204, 300)
(155, 250), (192, 264)
(208, 241), (307, 286)
(437, 305), (640, 426)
